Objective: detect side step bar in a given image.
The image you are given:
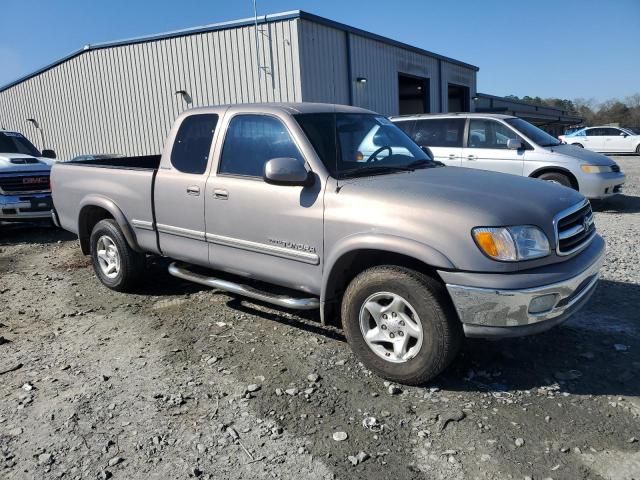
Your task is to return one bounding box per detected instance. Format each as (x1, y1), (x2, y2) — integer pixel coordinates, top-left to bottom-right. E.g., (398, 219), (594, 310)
(168, 262), (320, 311)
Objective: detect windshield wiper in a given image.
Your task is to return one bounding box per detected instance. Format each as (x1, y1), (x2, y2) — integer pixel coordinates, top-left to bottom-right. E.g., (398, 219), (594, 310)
(339, 165), (415, 179)
(540, 141), (561, 147)
(406, 159), (438, 169)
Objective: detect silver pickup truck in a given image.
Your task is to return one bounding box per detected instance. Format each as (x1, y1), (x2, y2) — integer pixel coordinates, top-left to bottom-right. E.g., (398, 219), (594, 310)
(51, 103), (605, 385)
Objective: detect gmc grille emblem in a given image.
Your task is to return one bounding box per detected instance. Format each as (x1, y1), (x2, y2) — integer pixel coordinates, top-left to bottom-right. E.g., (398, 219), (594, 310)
(22, 177), (48, 185)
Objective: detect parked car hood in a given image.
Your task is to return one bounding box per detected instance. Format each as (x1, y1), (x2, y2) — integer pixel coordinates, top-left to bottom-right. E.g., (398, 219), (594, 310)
(328, 166), (586, 272)
(548, 144), (617, 165)
(0, 153), (55, 173)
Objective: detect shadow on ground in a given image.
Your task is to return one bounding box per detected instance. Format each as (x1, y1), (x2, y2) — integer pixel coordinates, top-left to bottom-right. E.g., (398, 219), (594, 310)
(592, 194), (640, 214)
(0, 223), (76, 246)
(143, 259), (640, 396)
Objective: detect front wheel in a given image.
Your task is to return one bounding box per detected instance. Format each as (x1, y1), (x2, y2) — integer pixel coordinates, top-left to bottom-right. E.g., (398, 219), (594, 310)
(537, 171), (573, 189)
(341, 266), (462, 385)
(90, 219), (145, 292)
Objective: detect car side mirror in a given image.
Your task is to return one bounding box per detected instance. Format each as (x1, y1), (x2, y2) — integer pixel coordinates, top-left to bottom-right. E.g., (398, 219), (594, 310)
(420, 146), (435, 161)
(506, 139), (523, 150)
(621, 132), (628, 137)
(41, 149), (57, 159)
(264, 157), (312, 187)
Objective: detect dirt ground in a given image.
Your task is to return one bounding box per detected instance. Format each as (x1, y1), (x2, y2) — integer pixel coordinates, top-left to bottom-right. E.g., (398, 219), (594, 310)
(1, 156), (639, 480)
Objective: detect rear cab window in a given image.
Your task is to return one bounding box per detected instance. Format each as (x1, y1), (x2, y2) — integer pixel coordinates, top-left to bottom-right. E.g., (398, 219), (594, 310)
(171, 114), (219, 174)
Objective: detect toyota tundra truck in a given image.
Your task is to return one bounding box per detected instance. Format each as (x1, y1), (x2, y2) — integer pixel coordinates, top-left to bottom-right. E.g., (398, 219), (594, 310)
(0, 130), (57, 222)
(51, 103), (604, 385)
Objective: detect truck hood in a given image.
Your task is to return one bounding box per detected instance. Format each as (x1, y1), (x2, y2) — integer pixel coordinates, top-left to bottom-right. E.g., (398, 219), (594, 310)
(0, 153), (54, 173)
(547, 144), (617, 165)
(329, 166), (586, 272)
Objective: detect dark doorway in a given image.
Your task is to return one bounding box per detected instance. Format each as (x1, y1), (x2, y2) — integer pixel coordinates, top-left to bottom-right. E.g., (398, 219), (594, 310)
(398, 74), (430, 115)
(448, 84), (470, 112)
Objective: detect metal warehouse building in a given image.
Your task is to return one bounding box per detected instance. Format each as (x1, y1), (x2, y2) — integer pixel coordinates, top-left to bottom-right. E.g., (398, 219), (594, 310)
(0, 10), (478, 160)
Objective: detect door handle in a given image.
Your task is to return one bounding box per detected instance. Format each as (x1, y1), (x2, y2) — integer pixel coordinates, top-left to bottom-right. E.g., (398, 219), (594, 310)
(213, 189), (229, 200)
(448, 154), (457, 159)
(186, 185), (200, 196)
(467, 155), (477, 160)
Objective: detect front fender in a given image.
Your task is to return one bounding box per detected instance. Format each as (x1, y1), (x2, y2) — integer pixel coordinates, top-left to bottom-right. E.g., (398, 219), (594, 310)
(321, 233), (455, 304)
(78, 194), (142, 253)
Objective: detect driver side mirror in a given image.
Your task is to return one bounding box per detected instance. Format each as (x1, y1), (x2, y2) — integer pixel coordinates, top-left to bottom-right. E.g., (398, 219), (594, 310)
(620, 132), (629, 137)
(420, 146), (435, 161)
(41, 149), (57, 159)
(264, 157), (313, 187)
(506, 139), (523, 150)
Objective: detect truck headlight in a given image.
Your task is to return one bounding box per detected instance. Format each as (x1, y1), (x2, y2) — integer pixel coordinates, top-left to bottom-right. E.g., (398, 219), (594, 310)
(580, 165), (613, 173)
(472, 226), (550, 261)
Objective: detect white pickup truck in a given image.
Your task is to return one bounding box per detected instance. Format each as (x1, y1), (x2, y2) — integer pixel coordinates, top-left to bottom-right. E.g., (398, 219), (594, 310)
(0, 130), (57, 222)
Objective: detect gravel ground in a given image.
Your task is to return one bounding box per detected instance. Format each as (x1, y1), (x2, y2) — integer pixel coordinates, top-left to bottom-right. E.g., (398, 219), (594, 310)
(1, 156), (639, 480)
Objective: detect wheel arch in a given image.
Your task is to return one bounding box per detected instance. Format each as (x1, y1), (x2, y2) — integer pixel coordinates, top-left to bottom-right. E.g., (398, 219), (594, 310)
(529, 166), (580, 190)
(320, 235), (455, 327)
(77, 195), (141, 255)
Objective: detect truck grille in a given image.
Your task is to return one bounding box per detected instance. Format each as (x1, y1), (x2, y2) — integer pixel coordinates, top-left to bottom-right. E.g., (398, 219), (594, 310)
(0, 174), (50, 194)
(555, 200), (595, 256)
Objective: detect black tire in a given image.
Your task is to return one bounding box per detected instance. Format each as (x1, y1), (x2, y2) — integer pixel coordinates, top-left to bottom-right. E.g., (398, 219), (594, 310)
(341, 266), (462, 385)
(90, 219), (145, 292)
(572, 143), (584, 148)
(537, 171), (573, 189)
(636, 144), (640, 155)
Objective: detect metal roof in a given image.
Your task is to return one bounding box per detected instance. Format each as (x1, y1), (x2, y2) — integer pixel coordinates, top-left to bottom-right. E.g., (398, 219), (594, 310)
(0, 10), (478, 93)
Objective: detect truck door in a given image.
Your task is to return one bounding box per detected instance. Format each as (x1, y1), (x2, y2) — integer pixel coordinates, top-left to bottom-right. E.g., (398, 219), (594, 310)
(205, 113), (324, 293)
(154, 113), (219, 265)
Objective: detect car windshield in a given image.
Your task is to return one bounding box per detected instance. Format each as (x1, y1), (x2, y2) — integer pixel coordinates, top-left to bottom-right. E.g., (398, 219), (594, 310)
(505, 118), (561, 147)
(0, 132), (41, 156)
(623, 128), (639, 135)
(295, 113), (434, 178)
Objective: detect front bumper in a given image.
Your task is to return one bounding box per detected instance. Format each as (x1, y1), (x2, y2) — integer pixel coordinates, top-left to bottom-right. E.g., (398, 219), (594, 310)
(0, 193), (53, 220)
(444, 248), (604, 338)
(580, 171), (625, 199)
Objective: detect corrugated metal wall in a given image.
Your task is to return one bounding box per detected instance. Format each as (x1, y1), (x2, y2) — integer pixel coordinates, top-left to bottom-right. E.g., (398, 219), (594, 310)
(298, 20), (476, 116)
(298, 20), (350, 105)
(0, 19), (302, 160)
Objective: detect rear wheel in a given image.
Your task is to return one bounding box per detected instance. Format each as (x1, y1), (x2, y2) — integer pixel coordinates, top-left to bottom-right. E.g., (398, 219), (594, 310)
(341, 266), (462, 385)
(537, 171), (573, 189)
(90, 219), (145, 292)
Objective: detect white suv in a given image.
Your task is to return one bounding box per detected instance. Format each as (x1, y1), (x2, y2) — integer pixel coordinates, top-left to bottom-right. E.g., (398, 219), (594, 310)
(391, 113), (626, 200)
(559, 126), (640, 154)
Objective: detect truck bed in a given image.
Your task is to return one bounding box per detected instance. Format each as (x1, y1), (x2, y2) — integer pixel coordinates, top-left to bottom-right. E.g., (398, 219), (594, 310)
(51, 154), (162, 254)
(66, 154), (161, 170)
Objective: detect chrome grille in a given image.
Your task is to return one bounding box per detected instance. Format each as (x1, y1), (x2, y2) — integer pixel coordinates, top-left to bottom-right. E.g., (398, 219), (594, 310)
(554, 200), (595, 256)
(0, 174), (50, 194)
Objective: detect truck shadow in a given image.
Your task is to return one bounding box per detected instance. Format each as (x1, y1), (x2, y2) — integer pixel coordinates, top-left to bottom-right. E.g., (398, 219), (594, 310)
(441, 279), (640, 397)
(0, 222), (76, 246)
(591, 194), (640, 214)
(142, 259), (639, 396)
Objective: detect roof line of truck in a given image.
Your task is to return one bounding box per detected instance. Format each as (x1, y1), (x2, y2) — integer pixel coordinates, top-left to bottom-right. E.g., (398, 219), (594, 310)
(0, 10), (478, 93)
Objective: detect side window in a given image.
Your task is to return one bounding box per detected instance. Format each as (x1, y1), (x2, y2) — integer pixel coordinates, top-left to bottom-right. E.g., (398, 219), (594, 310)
(414, 119), (465, 147)
(219, 114), (304, 178)
(393, 120), (415, 138)
(170, 114), (218, 174)
(468, 119), (520, 149)
(586, 128), (601, 136)
(604, 128), (622, 136)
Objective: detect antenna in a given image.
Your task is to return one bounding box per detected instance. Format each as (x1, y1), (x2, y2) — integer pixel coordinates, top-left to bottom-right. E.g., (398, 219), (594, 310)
(253, 0), (261, 78)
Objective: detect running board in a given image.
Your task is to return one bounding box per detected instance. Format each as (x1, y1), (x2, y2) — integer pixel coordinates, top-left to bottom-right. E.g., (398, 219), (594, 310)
(168, 262), (320, 310)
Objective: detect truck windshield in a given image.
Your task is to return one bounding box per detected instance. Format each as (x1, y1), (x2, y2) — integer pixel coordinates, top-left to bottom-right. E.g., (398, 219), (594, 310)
(0, 132), (41, 156)
(504, 118), (561, 147)
(295, 113), (433, 178)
